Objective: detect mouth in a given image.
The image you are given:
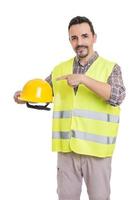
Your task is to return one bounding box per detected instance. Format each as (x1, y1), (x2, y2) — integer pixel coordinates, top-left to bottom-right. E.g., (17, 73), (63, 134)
(76, 46), (88, 52)
(76, 46), (87, 50)
(76, 46), (87, 53)
(77, 48), (85, 52)
(75, 46), (88, 58)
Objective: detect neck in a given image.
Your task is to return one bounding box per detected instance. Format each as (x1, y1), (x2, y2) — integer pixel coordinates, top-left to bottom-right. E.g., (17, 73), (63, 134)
(79, 50), (95, 66)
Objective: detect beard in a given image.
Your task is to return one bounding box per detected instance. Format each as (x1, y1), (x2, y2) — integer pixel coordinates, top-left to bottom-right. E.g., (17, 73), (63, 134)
(75, 45), (89, 58)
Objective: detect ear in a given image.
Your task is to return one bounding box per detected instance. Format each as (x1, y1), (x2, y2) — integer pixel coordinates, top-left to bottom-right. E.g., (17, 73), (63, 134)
(93, 34), (97, 43)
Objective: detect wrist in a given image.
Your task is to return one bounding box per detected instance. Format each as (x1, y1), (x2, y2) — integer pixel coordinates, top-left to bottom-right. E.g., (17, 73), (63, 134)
(80, 74), (84, 84)
(81, 75), (88, 84)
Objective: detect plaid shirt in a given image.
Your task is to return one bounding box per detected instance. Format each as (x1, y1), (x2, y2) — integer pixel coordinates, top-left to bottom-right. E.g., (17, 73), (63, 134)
(45, 52), (126, 106)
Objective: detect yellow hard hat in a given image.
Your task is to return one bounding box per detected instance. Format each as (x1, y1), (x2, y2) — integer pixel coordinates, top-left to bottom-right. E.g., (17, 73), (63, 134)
(19, 79), (53, 110)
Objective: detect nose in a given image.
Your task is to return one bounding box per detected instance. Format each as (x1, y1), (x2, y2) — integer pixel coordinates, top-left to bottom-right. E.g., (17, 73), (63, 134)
(77, 37), (83, 46)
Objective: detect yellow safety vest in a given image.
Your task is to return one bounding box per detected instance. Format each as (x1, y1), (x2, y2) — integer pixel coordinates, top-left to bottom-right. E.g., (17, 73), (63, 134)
(51, 56), (120, 157)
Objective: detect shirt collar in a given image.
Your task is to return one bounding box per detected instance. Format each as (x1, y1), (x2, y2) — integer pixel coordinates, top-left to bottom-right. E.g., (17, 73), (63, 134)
(75, 51), (99, 67)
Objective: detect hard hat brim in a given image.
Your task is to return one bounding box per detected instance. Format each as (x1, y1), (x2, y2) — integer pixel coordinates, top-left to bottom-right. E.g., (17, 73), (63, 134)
(18, 96), (52, 104)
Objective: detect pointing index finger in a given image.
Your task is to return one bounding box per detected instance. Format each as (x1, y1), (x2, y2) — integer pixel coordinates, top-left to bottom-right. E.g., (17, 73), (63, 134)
(56, 75), (69, 81)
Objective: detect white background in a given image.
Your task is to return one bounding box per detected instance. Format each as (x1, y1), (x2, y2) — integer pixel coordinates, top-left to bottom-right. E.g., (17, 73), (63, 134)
(0, 0), (132, 199)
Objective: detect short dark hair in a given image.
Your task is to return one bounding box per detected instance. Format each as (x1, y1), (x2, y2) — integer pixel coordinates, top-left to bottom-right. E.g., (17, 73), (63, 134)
(68, 16), (95, 35)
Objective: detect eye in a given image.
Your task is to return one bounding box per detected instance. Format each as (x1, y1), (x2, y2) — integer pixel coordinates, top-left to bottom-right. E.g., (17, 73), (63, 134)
(71, 36), (77, 41)
(82, 34), (89, 38)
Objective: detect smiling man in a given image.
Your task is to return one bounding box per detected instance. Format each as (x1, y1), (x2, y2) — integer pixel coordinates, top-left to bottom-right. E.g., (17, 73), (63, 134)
(14, 16), (126, 200)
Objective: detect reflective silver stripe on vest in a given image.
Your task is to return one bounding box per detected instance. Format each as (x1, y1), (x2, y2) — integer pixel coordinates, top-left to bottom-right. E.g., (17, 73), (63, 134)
(53, 110), (119, 123)
(73, 109), (119, 123)
(52, 131), (70, 139)
(53, 111), (72, 118)
(52, 130), (116, 144)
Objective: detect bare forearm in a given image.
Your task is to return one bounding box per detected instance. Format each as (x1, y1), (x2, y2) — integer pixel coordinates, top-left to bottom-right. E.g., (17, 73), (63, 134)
(56, 74), (111, 101)
(81, 75), (111, 101)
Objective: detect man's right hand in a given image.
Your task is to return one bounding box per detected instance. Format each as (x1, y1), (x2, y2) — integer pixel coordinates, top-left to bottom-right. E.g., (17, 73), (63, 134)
(13, 91), (26, 104)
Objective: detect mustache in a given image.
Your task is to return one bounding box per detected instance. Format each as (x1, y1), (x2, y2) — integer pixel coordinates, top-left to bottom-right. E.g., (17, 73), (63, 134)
(76, 45), (88, 50)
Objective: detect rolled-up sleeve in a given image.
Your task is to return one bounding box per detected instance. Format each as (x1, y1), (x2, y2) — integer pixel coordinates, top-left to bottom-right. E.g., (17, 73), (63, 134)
(45, 73), (54, 96)
(107, 64), (126, 106)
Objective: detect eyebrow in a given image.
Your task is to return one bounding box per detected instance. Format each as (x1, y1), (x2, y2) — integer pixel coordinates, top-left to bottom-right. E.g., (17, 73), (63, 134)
(71, 35), (77, 38)
(82, 33), (89, 37)
(71, 33), (89, 38)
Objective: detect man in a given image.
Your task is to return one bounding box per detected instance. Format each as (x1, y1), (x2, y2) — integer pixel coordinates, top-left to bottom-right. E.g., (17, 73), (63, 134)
(14, 16), (126, 200)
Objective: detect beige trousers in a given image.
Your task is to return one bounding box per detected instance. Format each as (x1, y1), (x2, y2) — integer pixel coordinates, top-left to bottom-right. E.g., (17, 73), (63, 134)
(57, 152), (112, 200)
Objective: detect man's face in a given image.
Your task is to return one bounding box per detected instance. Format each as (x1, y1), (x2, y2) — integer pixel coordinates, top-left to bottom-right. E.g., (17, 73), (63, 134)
(69, 22), (96, 58)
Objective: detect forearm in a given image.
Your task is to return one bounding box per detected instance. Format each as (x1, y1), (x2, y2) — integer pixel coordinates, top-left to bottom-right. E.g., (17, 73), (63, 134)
(81, 75), (111, 101)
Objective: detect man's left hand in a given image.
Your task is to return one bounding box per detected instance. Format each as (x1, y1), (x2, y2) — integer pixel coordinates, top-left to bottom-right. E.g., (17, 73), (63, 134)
(56, 74), (84, 87)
